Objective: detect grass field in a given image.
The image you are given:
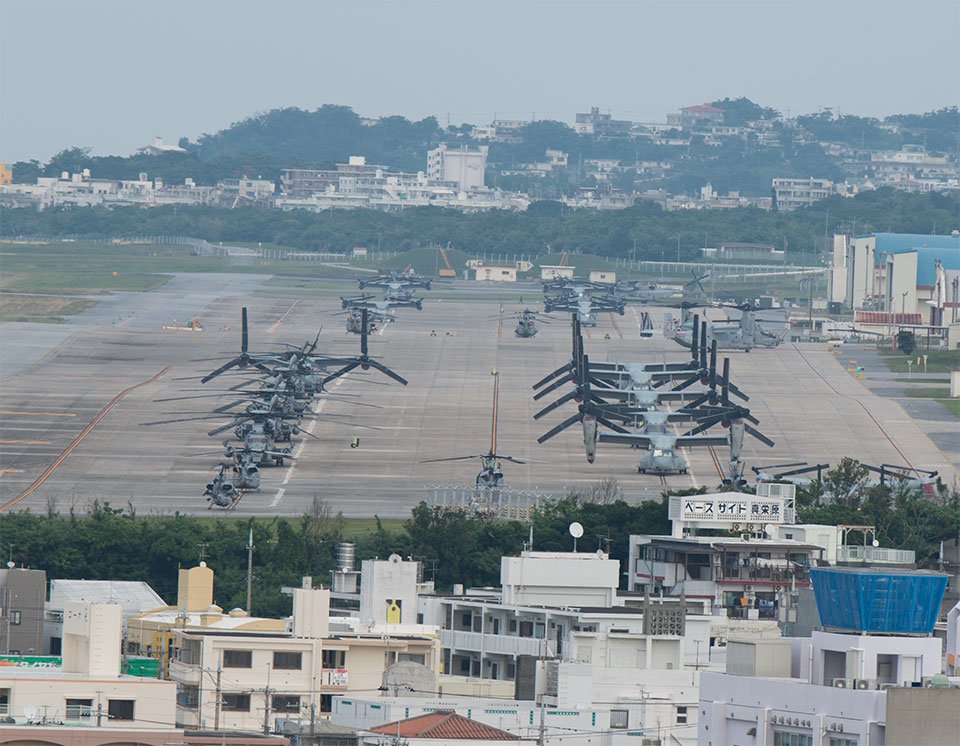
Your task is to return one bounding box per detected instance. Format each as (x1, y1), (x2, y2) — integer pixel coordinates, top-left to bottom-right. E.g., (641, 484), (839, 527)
(879, 350), (960, 375)
(0, 294), (95, 322)
(904, 387), (960, 419)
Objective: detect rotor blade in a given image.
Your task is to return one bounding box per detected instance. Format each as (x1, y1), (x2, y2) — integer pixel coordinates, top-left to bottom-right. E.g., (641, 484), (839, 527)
(201, 358), (241, 384)
(323, 362), (360, 384)
(140, 415), (223, 426)
(241, 307), (248, 354)
(537, 411), (583, 444)
(420, 455), (480, 463)
(365, 360), (408, 385)
(360, 309), (369, 356)
(498, 455), (525, 464)
(533, 371), (574, 400)
(534, 389), (579, 420)
(594, 415), (630, 434)
(213, 399), (249, 414)
(672, 374), (700, 392)
(532, 362), (572, 390)
(745, 424), (775, 448)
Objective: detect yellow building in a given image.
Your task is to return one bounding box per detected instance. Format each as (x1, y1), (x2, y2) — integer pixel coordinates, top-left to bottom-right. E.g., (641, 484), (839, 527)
(0, 164), (12, 185)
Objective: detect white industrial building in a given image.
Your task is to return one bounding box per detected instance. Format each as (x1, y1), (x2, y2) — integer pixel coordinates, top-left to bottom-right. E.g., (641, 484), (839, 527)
(0, 601), (176, 730)
(771, 177), (834, 209)
(427, 144), (488, 191)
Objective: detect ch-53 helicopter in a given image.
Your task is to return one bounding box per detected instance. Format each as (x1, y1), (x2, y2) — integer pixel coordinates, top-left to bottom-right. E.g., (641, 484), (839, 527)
(515, 308), (544, 338)
(338, 306), (394, 334)
(421, 371), (523, 489)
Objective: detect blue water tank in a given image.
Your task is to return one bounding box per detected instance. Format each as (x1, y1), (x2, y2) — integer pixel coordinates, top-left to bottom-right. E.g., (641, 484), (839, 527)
(810, 568), (948, 635)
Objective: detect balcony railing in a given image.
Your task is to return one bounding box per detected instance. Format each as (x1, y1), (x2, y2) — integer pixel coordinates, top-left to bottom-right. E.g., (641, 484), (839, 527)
(838, 546), (915, 565)
(442, 629), (549, 657)
(719, 567), (810, 585)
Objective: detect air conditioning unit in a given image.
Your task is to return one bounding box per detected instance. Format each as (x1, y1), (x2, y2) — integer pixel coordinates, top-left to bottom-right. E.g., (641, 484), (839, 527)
(832, 678), (853, 688)
(854, 679), (874, 690)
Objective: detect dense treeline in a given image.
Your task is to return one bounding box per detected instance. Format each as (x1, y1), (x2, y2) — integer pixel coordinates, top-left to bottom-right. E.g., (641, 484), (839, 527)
(2, 462), (957, 619)
(10, 102), (957, 197)
(3, 189), (957, 259)
(0, 496), (670, 618)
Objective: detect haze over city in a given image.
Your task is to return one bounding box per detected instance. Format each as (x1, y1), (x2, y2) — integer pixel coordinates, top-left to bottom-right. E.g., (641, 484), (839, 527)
(2, 0), (958, 162)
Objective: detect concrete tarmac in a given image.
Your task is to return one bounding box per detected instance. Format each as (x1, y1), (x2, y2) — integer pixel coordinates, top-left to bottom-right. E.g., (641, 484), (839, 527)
(1, 277), (955, 517)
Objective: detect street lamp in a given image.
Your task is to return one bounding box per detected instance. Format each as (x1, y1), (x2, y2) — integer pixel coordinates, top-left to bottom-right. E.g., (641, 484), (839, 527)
(900, 291), (908, 316)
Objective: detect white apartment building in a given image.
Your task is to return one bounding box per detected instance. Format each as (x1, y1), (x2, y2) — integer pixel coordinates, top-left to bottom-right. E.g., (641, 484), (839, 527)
(698, 570), (958, 746)
(427, 144), (488, 191)
(772, 177), (834, 210)
(0, 601), (176, 730)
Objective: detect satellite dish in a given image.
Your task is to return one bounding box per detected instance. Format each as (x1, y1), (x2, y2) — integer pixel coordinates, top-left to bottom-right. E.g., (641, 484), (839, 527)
(22, 705), (37, 722)
(764, 524), (773, 536)
(872, 539), (880, 547)
(569, 522), (584, 539)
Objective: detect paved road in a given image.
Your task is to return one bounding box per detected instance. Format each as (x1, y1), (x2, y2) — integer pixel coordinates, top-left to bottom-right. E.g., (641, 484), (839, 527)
(2, 282), (956, 516)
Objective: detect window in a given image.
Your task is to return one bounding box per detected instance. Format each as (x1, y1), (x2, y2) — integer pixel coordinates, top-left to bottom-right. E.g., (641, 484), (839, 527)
(322, 650), (346, 669)
(273, 651), (302, 670)
(508, 619), (517, 633)
(774, 733), (813, 746)
(272, 695), (300, 713)
(459, 658), (471, 674)
(10, 611), (21, 625)
(506, 663), (516, 679)
(222, 649), (252, 668)
(107, 700), (135, 721)
(222, 693), (251, 712)
(610, 710), (629, 729)
(320, 694), (333, 713)
(519, 621), (534, 638)
(65, 698), (93, 720)
(461, 612), (472, 627)
(177, 685), (199, 709)
(676, 706), (688, 724)
(829, 740), (856, 746)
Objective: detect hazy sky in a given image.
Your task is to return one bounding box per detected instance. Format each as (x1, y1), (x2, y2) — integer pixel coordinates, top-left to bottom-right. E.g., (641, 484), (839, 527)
(2, 0), (958, 162)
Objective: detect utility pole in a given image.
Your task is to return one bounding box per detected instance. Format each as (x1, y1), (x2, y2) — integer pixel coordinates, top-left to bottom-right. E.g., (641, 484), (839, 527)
(262, 664), (272, 735)
(214, 653), (222, 731)
(246, 527), (254, 614)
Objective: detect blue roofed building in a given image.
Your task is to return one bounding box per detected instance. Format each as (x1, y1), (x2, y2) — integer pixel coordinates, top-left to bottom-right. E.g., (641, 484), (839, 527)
(698, 568), (960, 746)
(831, 232), (960, 334)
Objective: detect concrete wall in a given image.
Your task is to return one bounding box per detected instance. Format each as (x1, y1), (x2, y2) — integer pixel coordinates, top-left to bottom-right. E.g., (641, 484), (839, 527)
(0, 568), (45, 655)
(0, 671), (176, 729)
(885, 686), (960, 745)
(62, 602), (121, 677)
(359, 556), (420, 628)
(500, 552), (619, 607)
(177, 564), (214, 612)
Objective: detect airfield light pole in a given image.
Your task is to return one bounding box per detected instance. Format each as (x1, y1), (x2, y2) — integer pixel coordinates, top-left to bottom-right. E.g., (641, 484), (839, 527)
(246, 528), (254, 614)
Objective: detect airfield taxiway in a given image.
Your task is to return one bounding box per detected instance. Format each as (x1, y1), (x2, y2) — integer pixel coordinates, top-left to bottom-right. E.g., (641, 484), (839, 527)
(1, 275), (956, 517)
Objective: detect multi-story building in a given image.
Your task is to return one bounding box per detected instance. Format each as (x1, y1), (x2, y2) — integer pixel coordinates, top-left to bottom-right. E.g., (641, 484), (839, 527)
(427, 144), (488, 191)
(0, 601), (176, 729)
(772, 177), (834, 210)
(667, 104), (725, 129)
(170, 559), (440, 732)
(698, 568), (958, 746)
(574, 107), (633, 137)
(0, 567), (45, 656)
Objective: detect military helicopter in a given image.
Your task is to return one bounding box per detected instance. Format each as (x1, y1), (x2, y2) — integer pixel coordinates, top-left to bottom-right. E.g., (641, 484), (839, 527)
(543, 293), (625, 326)
(515, 308), (541, 338)
(752, 461), (830, 488)
(204, 464), (240, 507)
(668, 306), (784, 352)
(340, 306), (393, 334)
(421, 371), (524, 489)
(358, 269), (432, 292)
(341, 293), (423, 312)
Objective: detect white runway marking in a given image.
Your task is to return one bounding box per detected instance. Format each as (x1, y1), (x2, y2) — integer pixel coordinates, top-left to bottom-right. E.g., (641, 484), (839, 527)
(270, 488), (285, 507)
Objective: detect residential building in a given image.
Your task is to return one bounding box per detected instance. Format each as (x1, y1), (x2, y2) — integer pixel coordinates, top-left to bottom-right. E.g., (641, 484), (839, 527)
(0, 728), (289, 745)
(365, 710), (524, 744)
(697, 568), (957, 746)
(574, 107), (632, 137)
(170, 563), (440, 732)
(0, 567), (45, 656)
(667, 104), (725, 129)
(772, 177), (834, 210)
(427, 144), (488, 191)
(0, 163), (12, 185)
(137, 136), (187, 155)
(0, 601), (176, 730)
(46, 577), (166, 655)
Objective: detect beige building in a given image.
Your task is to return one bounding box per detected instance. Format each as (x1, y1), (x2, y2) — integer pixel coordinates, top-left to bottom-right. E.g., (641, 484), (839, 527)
(171, 583), (440, 732)
(127, 563), (285, 677)
(0, 601), (176, 730)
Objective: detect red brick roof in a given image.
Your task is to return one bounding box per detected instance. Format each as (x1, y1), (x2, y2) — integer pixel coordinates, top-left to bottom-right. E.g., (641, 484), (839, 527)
(370, 710), (517, 740)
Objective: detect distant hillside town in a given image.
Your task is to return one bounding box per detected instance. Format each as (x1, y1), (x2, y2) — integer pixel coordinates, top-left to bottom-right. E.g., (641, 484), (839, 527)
(2, 101), (957, 213)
